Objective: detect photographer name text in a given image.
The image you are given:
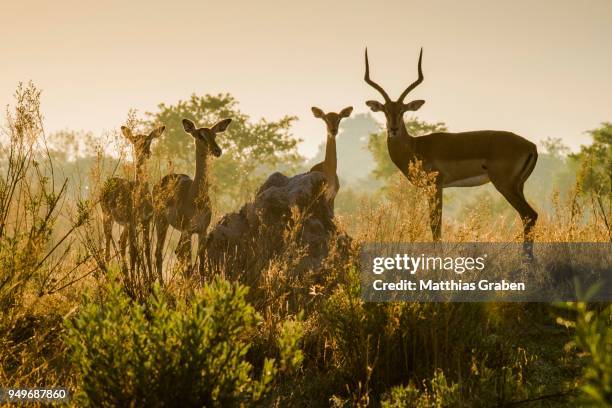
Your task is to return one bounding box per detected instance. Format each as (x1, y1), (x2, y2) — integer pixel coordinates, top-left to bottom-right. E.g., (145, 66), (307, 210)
(372, 279), (525, 292)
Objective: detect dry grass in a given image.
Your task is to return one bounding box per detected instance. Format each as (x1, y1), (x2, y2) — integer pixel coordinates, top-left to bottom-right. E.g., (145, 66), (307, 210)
(0, 83), (609, 406)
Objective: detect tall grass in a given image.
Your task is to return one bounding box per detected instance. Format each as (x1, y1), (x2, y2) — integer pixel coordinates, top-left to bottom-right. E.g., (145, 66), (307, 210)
(0, 82), (86, 388)
(0, 82), (609, 406)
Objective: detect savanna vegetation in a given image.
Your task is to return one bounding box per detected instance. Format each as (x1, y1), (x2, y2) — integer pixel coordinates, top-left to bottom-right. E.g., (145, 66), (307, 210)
(0, 82), (610, 407)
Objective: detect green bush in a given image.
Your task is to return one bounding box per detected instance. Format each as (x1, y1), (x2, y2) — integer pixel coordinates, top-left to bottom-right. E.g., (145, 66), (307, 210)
(381, 370), (460, 408)
(65, 277), (301, 407)
(558, 302), (612, 406)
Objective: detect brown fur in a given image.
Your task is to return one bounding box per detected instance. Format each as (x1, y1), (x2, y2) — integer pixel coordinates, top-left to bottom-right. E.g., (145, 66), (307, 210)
(364, 48), (538, 254)
(152, 118), (231, 279)
(100, 125), (164, 279)
(309, 106), (352, 209)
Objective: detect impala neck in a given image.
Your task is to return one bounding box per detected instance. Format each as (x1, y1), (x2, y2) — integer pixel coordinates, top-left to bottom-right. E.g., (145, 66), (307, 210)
(134, 161), (146, 183)
(322, 130), (337, 179)
(131, 161), (150, 211)
(189, 141), (209, 203)
(387, 120), (416, 176)
(133, 161), (149, 193)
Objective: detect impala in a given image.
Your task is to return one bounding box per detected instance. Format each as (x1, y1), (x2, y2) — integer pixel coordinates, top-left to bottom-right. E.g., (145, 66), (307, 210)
(153, 118), (231, 280)
(100, 125), (164, 279)
(364, 48), (538, 256)
(310, 105), (353, 209)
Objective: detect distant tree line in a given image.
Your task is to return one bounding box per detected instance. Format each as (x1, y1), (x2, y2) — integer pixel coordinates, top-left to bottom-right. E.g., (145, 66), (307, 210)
(39, 93), (610, 220)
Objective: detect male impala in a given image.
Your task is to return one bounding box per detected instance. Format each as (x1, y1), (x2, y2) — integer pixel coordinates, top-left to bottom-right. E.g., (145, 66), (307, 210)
(364, 48), (538, 255)
(153, 118), (231, 280)
(309, 106), (353, 209)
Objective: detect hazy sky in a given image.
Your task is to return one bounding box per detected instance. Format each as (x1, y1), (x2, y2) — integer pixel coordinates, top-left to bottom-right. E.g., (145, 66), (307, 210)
(1, 0), (611, 158)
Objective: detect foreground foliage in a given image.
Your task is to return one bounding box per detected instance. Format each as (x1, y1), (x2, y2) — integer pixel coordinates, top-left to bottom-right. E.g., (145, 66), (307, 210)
(558, 302), (612, 406)
(65, 276), (302, 407)
(1, 82), (610, 407)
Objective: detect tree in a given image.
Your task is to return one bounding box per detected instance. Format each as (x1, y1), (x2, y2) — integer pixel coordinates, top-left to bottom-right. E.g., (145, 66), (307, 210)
(146, 94), (302, 211)
(570, 123), (611, 237)
(541, 137), (570, 158)
(570, 123), (612, 197)
(367, 117), (447, 180)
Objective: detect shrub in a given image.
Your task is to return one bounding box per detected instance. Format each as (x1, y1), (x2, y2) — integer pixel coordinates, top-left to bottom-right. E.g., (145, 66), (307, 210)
(381, 370), (460, 408)
(65, 276), (301, 407)
(0, 82), (77, 322)
(0, 82), (81, 388)
(558, 301), (612, 406)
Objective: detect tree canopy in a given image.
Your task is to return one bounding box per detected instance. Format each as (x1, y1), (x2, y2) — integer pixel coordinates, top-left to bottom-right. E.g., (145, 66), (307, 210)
(570, 122), (612, 197)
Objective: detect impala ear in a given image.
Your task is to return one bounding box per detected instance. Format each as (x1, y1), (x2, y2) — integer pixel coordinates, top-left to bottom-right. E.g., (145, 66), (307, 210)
(365, 100), (384, 112)
(148, 125), (165, 140)
(182, 119), (196, 134)
(403, 100), (425, 112)
(211, 118), (232, 133)
(339, 106), (353, 118)
(121, 126), (136, 142)
(311, 107), (324, 118)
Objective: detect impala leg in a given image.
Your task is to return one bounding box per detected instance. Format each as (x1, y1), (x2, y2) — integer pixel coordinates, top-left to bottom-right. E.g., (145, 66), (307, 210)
(117, 226), (133, 281)
(516, 185), (538, 241)
(197, 232), (207, 280)
(154, 216), (168, 285)
(102, 215), (112, 262)
(176, 231), (192, 277)
(490, 180), (538, 259)
(119, 227), (128, 262)
(127, 223), (138, 281)
(427, 182), (443, 241)
(141, 220), (153, 284)
(516, 186), (538, 259)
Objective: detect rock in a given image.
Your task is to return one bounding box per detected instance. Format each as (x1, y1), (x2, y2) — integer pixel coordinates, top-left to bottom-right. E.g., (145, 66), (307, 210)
(205, 171), (349, 282)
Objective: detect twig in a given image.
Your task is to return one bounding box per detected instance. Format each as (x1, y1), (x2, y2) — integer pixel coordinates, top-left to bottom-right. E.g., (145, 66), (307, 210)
(44, 264), (99, 295)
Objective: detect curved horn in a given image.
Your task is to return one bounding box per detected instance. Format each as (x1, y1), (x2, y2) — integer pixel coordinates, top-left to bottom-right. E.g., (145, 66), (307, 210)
(398, 47), (424, 103)
(364, 48), (391, 103)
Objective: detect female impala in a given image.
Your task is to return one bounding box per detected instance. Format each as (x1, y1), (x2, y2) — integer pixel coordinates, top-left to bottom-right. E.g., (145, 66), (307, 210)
(101, 125), (165, 278)
(153, 118), (231, 280)
(309, 105), (353, 209)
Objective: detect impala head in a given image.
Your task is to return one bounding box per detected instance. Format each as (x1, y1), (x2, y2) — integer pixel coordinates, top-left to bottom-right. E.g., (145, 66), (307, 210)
(311, 106), (353, 136)
(121, 125), (165, 164)
(181, 118), (231, 158)
(364, 47), (425, 138)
